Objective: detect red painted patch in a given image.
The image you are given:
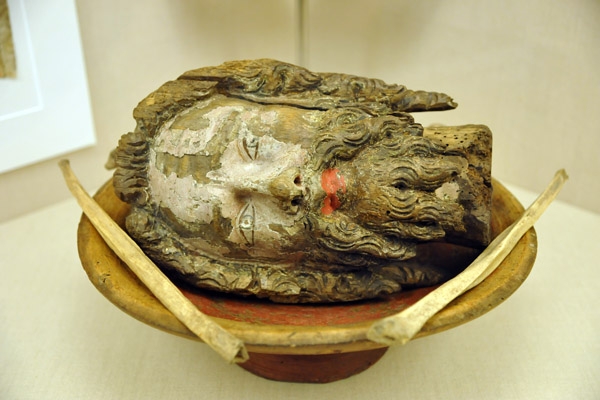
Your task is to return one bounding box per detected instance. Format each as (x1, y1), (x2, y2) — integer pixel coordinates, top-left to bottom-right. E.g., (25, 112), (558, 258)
(181, 285), (439, 326)
(321, 169), (346, 215)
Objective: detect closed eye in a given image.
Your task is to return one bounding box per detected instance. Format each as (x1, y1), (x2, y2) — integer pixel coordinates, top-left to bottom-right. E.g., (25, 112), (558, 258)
(241, 137), (259, 161)
(237, 202), (255, 245)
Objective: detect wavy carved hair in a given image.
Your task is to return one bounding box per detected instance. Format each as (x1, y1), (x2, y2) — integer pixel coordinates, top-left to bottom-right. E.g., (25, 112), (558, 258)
(110, 59), (458, 302)
(113, 59), (456, 206)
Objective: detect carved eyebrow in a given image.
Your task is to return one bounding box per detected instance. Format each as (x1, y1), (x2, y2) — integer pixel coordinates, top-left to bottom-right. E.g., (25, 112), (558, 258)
(237, 202), (255, 246)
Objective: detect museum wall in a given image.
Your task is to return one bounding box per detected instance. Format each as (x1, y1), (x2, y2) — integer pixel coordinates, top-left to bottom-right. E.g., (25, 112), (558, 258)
(0, 0), (598, 222)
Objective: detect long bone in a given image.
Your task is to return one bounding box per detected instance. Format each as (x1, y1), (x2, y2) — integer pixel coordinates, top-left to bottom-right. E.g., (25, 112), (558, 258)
(368, 169), (568, 346)
(59, 160), (249, 363)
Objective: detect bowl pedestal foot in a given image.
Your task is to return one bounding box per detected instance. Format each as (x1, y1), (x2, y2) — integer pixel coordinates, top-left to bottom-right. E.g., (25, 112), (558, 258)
(238, 347), (388, 383)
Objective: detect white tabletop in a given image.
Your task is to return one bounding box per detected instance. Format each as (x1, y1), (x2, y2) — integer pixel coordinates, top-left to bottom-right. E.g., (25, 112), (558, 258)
(1, 182), (599, 399)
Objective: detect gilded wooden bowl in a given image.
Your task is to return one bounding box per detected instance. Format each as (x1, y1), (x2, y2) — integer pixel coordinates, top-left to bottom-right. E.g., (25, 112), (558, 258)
(77, 178), (536, 382)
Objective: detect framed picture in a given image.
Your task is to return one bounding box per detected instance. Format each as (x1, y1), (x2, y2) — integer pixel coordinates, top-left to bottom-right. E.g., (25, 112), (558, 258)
(0, 0), (95, 173)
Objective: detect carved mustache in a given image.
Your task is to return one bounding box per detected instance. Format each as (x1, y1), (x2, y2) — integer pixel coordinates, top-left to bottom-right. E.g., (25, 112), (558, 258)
(308, 124), (467, 262)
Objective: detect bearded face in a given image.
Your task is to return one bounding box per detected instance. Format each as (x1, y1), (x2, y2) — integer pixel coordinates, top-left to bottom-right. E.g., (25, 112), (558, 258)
(113, 59), (492, 303)
(304, 108), (491, 267)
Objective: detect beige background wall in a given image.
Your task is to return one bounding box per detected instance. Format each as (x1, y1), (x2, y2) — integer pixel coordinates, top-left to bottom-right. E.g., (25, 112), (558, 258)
(1, 0), (599, 222)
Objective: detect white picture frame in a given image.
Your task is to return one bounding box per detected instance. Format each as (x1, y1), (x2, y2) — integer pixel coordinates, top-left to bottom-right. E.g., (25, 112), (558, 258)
(0, 0), (95, 173)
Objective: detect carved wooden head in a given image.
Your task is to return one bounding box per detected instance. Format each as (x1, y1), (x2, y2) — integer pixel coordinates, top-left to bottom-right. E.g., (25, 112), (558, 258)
(112, 59), (492, 303)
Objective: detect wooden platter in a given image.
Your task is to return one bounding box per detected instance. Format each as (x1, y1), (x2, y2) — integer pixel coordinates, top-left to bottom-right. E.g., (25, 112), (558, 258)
(77, 178), (537, 383)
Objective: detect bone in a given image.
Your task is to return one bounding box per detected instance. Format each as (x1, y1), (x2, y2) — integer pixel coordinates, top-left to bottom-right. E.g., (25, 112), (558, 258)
(59, 160), (249, 364)
(367, 169), (568, 346)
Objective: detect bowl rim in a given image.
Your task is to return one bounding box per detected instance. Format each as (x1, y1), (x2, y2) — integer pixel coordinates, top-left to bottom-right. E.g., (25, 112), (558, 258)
(77, 178), (537, 355)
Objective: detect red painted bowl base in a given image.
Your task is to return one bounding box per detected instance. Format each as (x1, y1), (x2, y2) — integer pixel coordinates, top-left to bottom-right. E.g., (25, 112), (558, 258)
(238, 347), (389, 383)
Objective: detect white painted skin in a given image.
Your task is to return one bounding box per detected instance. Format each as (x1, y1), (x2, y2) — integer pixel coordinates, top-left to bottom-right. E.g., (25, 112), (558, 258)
(209, 134), (308, 256)
(435, 181), (460, 202)
(153, 99), (218, 157)
(147, 155), (234, 225)
(147, 98), (310, 258)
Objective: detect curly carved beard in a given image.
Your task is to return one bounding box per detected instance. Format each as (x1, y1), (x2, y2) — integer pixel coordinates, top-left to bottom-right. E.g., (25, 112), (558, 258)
(304, 111), (477, 267)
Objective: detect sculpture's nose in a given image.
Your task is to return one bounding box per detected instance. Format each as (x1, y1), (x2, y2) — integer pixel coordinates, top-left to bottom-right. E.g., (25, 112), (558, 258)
(268, 167), (304, 214)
